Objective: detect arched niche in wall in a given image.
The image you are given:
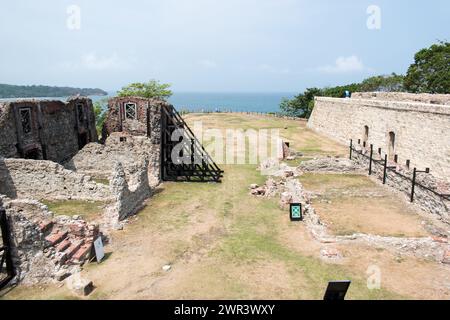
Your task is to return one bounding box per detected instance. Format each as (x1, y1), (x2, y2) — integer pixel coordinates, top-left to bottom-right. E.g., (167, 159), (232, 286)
(388, 131), (396, 160)
(363, 125), (369, 145)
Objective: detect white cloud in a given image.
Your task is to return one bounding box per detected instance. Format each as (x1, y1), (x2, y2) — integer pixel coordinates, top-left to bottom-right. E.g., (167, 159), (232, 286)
(258, 64), (291, 74)
(60, 52), (133, 71)
(317, 55), (367, 74)
(198, 59), (218, 68)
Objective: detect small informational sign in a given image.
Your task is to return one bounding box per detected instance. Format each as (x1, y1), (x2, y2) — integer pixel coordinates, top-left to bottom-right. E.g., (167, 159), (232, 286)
(93, 237), (105, 263)
(290, 203), (303, 221)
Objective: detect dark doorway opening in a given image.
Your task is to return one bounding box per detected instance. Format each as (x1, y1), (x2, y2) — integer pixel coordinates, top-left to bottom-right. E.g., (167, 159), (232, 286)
(0, 208), (15, 289)
(23, 148), (41, 160)
(78, 132), (88, 150)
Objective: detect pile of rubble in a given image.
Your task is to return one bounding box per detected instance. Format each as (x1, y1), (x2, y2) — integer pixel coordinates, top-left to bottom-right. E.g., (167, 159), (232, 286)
(249, 179), (283, 198)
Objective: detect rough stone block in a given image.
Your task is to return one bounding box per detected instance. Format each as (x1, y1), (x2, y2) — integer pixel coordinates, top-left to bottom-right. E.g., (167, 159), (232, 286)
(66, 274), (94, 296)
(442, 251), (450, 265)
(55, 269), (71, 281)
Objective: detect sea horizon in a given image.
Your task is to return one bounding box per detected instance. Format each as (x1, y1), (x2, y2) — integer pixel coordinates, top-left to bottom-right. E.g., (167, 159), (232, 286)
(0, 91), (297, 113)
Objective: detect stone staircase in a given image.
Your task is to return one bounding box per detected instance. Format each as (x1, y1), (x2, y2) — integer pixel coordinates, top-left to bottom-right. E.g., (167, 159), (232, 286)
(39, 218), (100, 266)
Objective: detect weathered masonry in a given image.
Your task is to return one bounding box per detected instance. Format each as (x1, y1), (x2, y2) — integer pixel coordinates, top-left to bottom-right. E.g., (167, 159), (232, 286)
(0, 97), (97, 163)
(308, 93), (450, 183)
(102, 96), (223, 182)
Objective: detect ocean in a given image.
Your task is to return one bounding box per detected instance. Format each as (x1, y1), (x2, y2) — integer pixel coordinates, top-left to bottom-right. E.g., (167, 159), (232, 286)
(168, 92), (295, 113)
(1, 92), (296, 113)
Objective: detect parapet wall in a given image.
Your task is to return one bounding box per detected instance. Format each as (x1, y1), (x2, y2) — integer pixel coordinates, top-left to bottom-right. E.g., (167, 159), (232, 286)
(308, 96), (450, 182)
(352, 92), (450, 105)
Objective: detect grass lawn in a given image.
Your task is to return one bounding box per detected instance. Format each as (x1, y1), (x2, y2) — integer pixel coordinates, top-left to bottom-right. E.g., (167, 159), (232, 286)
(42, 200), (107, 222)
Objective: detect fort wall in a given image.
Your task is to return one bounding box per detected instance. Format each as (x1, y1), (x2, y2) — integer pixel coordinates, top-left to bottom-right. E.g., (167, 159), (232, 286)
(307, 96), (450, 183)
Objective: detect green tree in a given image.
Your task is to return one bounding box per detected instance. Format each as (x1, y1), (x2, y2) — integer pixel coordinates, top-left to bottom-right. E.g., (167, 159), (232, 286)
(279, 74), (405, 118)
(404, 41), (450, 93)
(93, 98), (108, 137)
(359, 73), (405, 92)
(280, 88), (322, 118)
(117, 79), (173, 100)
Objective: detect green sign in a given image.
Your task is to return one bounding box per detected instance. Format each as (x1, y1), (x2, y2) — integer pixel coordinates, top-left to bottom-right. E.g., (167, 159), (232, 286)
(290, 203), (303, 221)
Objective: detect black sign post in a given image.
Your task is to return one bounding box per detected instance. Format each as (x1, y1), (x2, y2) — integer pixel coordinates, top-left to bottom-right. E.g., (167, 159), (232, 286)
(323, 281), (351, 301)
(290, 203), (303, 221)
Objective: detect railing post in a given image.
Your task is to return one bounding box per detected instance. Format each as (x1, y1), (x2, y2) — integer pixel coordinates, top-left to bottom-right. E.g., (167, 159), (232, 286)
(411, 167), (417, 202)
(383, 154), (388, 184)
(191, 138), (195, 169)
(349, 139), (353, 160)
(369, 144), (373, 175)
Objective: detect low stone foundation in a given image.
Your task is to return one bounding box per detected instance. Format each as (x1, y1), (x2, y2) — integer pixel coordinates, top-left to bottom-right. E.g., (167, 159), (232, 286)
(298, 155), (450, 226)
(250, 163), (450, 263)
(298, 157), (364, 174)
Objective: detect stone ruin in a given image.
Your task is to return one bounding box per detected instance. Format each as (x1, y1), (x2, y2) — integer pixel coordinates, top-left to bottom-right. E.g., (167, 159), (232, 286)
(0, 96), (159, 290)
(0, 97), (97, 163)
(0, 95), (221, 293)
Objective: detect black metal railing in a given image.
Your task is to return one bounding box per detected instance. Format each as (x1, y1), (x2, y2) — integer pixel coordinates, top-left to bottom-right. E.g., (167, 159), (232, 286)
(349, 139), (450, 203)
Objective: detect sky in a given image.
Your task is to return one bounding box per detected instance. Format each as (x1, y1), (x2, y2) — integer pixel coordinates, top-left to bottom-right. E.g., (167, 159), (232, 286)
(0, 0), (449, 92)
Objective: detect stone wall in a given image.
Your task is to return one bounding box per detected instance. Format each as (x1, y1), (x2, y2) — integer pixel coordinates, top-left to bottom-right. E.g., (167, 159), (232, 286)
(308, 96), (450, 183)
(352, 92), (450, 105)
(0, 97), (98, 163)
(105, 161), (152, 224)
(0, 157), (152, 224)
(2, 197), (57, 285)
(0, 157), (112, 201)
(65, 133), (160, 187)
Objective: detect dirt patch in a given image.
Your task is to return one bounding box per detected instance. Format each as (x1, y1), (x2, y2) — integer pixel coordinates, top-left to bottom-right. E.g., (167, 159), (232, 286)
(298, 173), (432, 237)
(314, 197), (430, 237)
(335, 243), (450, 300)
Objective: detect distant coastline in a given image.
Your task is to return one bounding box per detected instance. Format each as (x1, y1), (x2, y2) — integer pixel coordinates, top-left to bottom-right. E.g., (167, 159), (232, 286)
(0, 83), (108, 99)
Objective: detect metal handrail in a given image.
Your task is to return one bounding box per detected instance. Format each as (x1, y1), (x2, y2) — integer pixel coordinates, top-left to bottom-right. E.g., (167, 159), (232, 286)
(349, 140), (450, 202)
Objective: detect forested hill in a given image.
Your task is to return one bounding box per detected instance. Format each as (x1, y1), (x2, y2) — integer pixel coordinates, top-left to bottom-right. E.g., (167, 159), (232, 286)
(0, 84), (108, 98)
